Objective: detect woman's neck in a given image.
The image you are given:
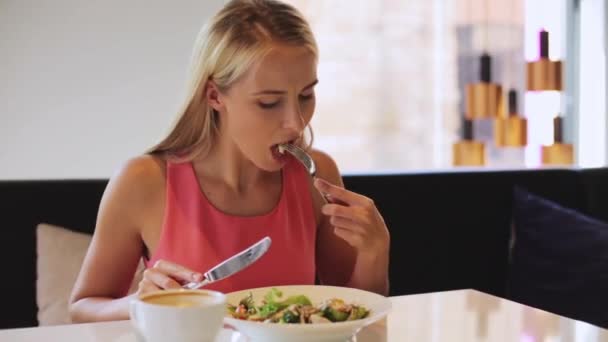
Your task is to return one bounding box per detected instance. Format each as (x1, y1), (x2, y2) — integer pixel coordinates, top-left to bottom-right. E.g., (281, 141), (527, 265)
(193, 139), (269, 195)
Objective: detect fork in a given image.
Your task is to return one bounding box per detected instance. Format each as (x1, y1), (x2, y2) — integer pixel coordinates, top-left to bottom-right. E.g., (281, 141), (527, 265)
(279, 144), (332, 203)
(279, 143), (316, 176)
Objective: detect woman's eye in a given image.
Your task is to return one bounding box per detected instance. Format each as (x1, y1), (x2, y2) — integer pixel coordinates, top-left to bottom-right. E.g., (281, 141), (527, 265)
(258, 93), (312, 109)
(259, 101), (279, 109)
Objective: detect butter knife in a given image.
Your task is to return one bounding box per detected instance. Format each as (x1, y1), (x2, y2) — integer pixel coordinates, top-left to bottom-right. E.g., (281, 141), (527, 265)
(182, 236), (272, 290)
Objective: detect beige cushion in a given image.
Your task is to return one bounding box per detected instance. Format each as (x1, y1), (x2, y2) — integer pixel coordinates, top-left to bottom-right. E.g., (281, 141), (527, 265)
(36, 223), (144, 326)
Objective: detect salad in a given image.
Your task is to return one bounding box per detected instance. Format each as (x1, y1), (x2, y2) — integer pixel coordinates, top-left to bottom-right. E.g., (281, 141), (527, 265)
(227, 288), (370, 324)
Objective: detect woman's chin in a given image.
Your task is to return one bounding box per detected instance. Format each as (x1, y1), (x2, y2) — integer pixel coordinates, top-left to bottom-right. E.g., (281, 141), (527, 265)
(263, 148), (287, 169)
(258, 154), (287, 172)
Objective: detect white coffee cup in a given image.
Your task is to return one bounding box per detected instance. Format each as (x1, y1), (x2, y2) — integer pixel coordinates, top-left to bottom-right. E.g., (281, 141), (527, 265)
(130, 289), (226, 342)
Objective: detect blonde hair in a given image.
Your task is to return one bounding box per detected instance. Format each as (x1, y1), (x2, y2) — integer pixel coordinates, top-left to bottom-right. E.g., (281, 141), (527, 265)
(148, 0), (318, 160)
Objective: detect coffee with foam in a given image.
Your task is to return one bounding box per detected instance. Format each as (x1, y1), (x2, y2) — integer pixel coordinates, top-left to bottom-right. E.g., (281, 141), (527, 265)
(142, 292), (215, 308)
(130, 289), (226, 342)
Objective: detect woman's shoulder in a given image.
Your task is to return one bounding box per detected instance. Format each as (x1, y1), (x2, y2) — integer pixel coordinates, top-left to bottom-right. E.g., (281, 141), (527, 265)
(104, 154), (167, 208)
(115, 154), (166, 185)
(310, 148), (343, 186)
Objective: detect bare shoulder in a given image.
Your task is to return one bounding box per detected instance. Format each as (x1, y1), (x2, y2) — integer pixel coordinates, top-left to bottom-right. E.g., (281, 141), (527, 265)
(310, 148), (343, 187)
(102, 154), (167, 214)
(112, 154), (166, 188)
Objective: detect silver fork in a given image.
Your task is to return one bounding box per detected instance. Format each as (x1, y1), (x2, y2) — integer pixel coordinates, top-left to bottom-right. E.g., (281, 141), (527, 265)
(279, 144), (333, 203)
(279, 143), (316, 176)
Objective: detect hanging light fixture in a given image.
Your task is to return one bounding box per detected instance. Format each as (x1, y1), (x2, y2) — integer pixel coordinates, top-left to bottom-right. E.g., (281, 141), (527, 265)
(495, 89), (527, 147)
(525, 25), (571, 166)
(465, 0), (502, 120)
(495, 0), (527, 149)
(466, 53), (502, 119)
(541, 115), (573, 165)
(453, 117), (486, 166)
(527, 29), (563, 91)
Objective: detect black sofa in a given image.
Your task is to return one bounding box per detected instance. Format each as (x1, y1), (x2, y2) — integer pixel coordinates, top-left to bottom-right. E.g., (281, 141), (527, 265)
(2, 167), (607, 329)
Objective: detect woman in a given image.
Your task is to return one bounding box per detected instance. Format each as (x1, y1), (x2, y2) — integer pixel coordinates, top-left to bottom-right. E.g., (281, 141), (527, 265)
(69, 0), (390, 323)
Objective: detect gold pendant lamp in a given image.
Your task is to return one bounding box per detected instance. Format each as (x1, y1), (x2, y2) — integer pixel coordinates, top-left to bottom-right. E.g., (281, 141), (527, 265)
(541, 116), (573, 165)
(465, 0), (502, 120)
(466, 53), (503, 119)
(495, 89), (527, 147)
(527, 29), (563, 91)
(453, 118), (486, 166)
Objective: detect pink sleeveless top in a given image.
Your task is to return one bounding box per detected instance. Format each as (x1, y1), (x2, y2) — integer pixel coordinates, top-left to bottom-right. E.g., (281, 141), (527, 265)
(145, 158), (317, 293)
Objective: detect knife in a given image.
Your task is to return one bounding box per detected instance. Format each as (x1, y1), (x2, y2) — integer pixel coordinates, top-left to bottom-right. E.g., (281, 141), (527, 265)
(182, 236), (272, 289)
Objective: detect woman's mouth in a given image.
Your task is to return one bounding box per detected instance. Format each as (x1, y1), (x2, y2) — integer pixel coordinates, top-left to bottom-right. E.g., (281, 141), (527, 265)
(271, 140), (295, 161)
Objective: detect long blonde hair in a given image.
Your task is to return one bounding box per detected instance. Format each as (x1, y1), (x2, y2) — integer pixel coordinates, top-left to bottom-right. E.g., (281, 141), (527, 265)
(148, 0), (318, 161)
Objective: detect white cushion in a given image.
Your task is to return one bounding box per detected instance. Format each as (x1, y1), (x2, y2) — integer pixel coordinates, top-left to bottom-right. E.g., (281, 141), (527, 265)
(36, 223), (143, 325)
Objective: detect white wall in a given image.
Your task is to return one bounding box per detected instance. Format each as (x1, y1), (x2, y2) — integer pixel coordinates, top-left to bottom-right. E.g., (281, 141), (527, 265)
(0, 0), (225, 179)
(577, 0), (607, 167)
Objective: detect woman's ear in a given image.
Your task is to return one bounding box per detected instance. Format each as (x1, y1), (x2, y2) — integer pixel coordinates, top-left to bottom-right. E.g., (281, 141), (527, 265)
(206, 81), (225, 112)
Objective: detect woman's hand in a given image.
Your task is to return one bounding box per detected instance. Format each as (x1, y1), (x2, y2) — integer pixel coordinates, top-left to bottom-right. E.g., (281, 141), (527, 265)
(313, 178), (390, 256)
(137, 260), (203, 295)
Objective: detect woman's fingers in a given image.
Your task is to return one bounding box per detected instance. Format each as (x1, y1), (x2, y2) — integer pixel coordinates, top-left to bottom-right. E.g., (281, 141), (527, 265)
(314, 178), (370, 206)
(153, 260), (203, 283)
(143, 268), (182, 290)
(322, 204), (371, 226)
(137, 278), (161, 294)
(322, 203), (353, 219)
(138, 260), (203, 292)
(329, 216), (363, 232)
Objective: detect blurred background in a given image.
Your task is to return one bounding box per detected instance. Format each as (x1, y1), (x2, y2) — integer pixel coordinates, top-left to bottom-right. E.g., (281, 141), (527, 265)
(1, 0), (605, 178)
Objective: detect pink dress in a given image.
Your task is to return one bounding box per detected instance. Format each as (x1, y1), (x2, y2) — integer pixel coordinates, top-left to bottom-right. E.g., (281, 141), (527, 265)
(145, 158), (317, 293)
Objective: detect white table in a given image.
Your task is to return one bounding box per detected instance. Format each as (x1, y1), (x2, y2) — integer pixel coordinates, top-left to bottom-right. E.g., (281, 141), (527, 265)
(2, 290), (607, 342)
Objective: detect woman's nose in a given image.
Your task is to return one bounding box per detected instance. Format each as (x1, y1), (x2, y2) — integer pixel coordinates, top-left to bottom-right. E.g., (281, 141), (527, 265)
(283, 105), (305, 131)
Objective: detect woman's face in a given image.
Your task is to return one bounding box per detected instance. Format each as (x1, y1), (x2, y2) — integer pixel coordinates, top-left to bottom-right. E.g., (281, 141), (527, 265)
(212, 44), (318, 171)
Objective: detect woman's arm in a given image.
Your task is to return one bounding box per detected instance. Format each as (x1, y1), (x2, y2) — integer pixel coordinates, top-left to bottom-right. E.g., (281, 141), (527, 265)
(68, 156), (203, 322)
(311, 150), (390, 296)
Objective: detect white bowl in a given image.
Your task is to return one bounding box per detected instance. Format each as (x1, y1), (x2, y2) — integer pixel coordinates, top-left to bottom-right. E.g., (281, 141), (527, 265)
(224, 285), (391, 342)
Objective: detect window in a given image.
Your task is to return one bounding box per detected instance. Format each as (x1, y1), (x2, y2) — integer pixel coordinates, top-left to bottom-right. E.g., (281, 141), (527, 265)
(288, 0), (606, 172)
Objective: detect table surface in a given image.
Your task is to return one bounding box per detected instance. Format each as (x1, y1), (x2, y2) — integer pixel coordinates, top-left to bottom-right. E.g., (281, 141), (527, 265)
(2, 289), (607, 342)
